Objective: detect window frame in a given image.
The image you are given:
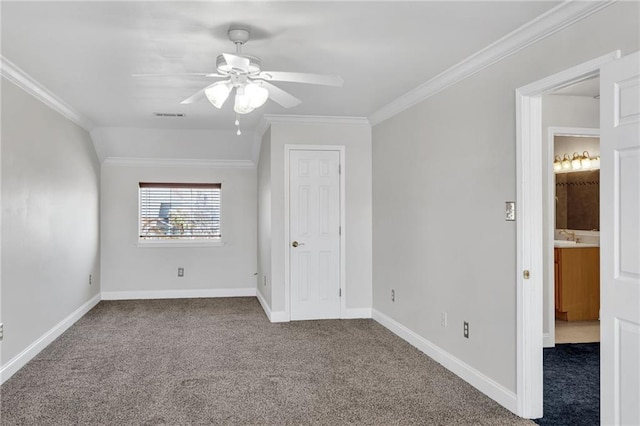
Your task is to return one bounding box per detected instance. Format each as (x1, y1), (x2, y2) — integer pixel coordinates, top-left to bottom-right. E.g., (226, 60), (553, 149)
(137, 182), (225, 248)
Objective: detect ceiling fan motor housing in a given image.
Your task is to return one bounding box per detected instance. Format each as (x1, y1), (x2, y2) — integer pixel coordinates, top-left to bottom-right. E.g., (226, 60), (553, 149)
(216, 54), (262, 75)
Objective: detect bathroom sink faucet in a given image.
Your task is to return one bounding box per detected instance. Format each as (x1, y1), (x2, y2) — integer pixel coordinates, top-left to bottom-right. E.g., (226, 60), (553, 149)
(559, 229), (576, 241)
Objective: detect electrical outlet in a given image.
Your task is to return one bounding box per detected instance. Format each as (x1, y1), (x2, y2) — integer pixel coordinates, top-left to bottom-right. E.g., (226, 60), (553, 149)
(89, 274), (92, 285)
(464, 321), (469, 338)
(441, 312), (448, 327)
(178, 267), (184, 277)
(391, 289), (395, 302)
(0, 323), (4, 341)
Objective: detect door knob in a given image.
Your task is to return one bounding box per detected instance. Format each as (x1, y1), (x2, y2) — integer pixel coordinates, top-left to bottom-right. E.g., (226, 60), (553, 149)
(292, 241), (304, 247)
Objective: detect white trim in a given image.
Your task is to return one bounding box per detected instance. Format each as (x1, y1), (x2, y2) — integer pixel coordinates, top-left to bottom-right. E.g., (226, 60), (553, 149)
(284, 145), (347, 322)
(255, 289), (290, 323)
(256, 288), (273, 321)
(0, 294), (101, 384)
(101, 288), (256, 301)
(0, 55), (94, 131)
(544, 126), (599, 349)
(269, 311), (289, 323)
(368, 1), (613, 126)
(102, 157), (255, 169)
(137, 239), (226, 248)
(515, 51), (619, 418)
(372, 309), (517, 414)
(543, 333), (554, 348)
(341, 308), (372, 319)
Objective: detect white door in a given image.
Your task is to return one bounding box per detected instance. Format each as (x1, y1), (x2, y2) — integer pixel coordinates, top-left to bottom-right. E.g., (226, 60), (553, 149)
(600, 51), (640, 426)
(289, 149), (341, 320)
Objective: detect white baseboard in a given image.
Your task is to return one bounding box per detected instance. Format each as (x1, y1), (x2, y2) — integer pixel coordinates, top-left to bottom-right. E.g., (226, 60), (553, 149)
(255, 288), (290, 323)
(372, 309), (518, 414)
(101, 288), (256, 300)
(342, 307), (372, 319)
(543, 332), (555, 348)
(270, 311), (289, 323)
(0, 293), (101, 384)
(255, 289), (272, 320)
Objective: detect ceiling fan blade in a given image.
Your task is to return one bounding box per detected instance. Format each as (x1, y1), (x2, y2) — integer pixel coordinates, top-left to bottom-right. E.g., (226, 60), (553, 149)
(222, 53), (250, 73)
(260, 81), (302, 108)
(259, 71), (343, 87)
(132, 73), (226, 78)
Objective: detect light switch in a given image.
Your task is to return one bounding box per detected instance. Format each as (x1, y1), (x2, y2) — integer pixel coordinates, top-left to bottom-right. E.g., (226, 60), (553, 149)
(505, 201), (516, 221)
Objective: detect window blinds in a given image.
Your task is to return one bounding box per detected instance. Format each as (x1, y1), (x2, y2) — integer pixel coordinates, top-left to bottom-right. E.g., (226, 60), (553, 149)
(139, 182), (221, 239)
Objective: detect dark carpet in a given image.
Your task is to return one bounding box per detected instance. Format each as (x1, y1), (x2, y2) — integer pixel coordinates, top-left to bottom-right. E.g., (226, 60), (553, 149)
(534, 343), (600, 426)
(1, 298), (534, 425)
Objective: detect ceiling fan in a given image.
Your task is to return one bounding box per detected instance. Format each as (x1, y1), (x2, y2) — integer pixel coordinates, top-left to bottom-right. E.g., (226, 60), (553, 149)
(134, 27), (343, 115)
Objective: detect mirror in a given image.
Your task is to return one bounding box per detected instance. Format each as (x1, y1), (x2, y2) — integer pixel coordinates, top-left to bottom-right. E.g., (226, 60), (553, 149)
(555, 170), (599, 231)
(554, 135), (600, 231)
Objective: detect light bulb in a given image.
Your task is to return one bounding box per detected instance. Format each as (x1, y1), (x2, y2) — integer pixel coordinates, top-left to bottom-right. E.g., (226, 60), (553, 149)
(245, 82), (269, 108)
(553, 155), (562, 172)
(204, 81), (231, 109)
(234, 87), (255, 114)
(592, 156), (600, 169)
(561, 154), (571, 170)
(571, 152), (582, 170)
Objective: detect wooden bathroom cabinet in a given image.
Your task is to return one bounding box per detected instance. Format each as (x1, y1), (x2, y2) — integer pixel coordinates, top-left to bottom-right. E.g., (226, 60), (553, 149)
(554, 247), (600, 321)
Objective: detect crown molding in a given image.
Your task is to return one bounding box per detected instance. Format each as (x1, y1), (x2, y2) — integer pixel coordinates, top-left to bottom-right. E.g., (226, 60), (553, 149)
(0, 55), (94, 131)
(102, 157), (255, 169)
(368, 0), (614, 126)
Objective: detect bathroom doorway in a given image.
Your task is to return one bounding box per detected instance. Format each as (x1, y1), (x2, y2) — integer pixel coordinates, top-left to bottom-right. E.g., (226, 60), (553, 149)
(547, 128), (601, 346)
(535, 79), (601, 426)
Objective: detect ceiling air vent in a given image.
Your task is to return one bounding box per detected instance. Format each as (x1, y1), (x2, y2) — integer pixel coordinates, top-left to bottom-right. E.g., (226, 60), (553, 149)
(154, 113), (185, 118)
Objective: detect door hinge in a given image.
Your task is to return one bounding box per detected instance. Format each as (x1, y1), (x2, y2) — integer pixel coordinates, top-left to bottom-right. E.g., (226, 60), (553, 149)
(339, 226), (341, 236)
(339, 288), (342, 297)
(338, 164), (341, 175)
(523, 270), (530, 280)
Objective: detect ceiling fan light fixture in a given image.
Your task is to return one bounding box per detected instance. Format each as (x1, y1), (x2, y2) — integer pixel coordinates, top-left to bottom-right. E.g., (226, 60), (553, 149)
(234, 87), (255, 114)
(245, 82), (269, 108)
(204, 81), (232, 108)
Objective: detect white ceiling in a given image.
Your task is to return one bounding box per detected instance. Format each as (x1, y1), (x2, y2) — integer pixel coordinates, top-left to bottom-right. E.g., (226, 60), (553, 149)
(1, 1), (560, 133)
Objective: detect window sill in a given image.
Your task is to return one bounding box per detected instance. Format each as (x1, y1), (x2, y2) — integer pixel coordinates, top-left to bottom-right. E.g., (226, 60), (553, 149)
(137, 239), (225, 248)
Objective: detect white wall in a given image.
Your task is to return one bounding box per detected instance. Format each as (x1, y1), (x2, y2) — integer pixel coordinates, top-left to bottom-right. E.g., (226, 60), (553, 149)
(372, 0), (638, 398)
(1, 78), (101, 366)
(257, 119), (373, 318)
(91, 127), (256, 163)
(257, 128), (272, 308)
(541, 94), (599, 345)
(554, 136), (599, 158)
(100, 161), (257, 296)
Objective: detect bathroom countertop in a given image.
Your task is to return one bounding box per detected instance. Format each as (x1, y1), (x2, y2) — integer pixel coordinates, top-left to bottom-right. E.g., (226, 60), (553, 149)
(554, 240), (600, 248)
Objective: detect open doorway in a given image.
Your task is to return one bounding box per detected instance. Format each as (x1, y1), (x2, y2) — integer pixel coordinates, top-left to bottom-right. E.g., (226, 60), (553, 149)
(514, 51), (621, 420)
(536, 81), (602, 423)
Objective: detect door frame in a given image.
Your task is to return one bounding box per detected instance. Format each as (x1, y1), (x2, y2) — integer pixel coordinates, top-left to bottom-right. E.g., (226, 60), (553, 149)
(515, 50), (620, 418)
(284, 144), (346, 321)
(544, 126), (600, 348)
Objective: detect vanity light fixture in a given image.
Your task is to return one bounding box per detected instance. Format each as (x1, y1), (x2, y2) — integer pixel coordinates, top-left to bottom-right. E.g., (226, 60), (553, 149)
(554, 151), (600, 173)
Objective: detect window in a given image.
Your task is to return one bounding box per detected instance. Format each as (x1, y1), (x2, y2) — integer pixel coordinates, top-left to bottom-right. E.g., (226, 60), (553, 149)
(139, 182), (221, 242)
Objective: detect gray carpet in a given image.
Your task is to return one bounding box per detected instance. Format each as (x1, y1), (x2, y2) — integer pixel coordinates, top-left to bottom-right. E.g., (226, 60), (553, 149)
(1, 298), (533, 425)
